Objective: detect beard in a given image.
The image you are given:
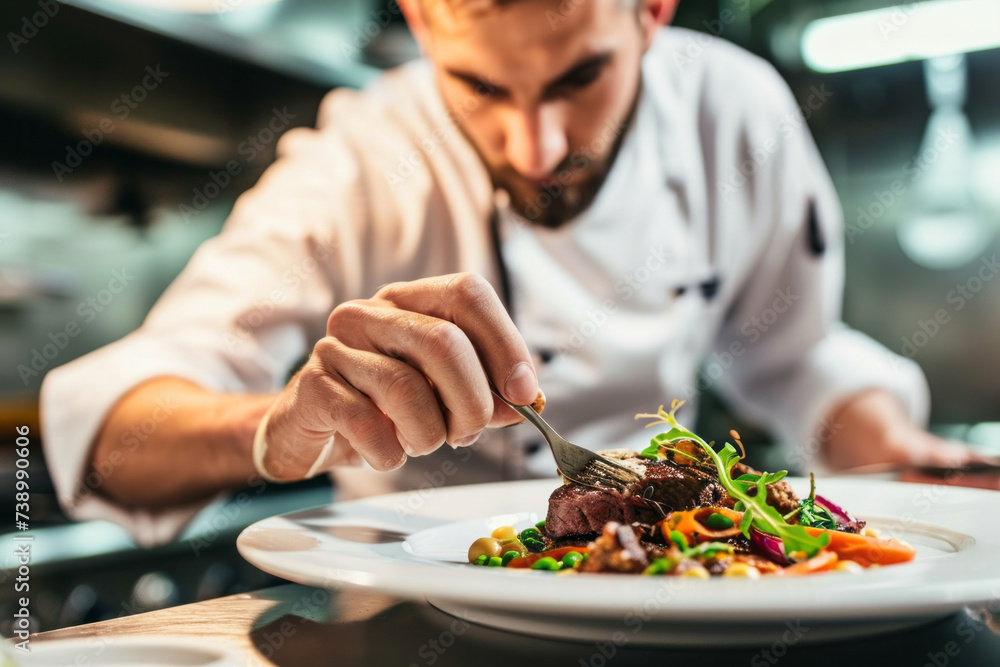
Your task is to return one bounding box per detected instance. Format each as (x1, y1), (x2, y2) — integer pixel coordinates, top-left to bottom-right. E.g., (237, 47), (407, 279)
(458, 96), (639, 230)
(491, 155), (609, 229)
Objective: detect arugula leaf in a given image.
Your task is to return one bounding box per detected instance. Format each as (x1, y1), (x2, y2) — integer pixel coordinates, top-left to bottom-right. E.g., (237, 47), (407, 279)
(638, 442), (662, 461)
(797, 498), (837, 530)
(636, 401), (830, 559)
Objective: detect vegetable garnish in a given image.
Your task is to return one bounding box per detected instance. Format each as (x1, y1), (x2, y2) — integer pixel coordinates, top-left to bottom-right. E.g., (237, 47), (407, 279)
(784, 473), (837, 530)
(665, 507), (744, 541)
(636, 400), (830, 559)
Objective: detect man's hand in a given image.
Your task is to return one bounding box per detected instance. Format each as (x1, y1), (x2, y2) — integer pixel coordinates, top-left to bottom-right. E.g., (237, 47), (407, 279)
(821, 389), (986, 471)
(257, 273), (538, 480)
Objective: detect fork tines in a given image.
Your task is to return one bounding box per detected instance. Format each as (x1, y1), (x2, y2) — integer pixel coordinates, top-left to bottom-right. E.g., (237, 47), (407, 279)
(579, 457), (641, 490)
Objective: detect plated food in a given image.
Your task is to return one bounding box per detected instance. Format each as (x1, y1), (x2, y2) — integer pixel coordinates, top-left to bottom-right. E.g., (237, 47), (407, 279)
(467, 400), (916, 577)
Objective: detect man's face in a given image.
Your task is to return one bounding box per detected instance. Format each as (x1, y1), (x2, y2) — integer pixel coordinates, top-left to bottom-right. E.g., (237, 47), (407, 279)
(418, 0), (654, 228)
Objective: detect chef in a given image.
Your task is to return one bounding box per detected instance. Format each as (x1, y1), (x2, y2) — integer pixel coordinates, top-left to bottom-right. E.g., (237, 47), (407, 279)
(41, 0), (980, 546)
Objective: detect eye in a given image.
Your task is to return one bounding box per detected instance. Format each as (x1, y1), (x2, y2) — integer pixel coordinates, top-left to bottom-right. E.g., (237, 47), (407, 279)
(559, 63), (604, 89)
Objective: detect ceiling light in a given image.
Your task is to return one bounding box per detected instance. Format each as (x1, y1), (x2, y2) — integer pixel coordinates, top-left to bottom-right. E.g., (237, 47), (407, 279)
(802, 0), (1000, 73)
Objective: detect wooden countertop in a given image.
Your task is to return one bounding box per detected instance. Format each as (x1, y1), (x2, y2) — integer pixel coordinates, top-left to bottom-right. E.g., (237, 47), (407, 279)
(29, 584), (1000, 666)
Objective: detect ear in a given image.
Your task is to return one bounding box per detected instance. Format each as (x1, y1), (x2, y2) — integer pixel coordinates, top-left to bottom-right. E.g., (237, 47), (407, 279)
(399, 0), (432, 54)
(638, 0), (679, 50)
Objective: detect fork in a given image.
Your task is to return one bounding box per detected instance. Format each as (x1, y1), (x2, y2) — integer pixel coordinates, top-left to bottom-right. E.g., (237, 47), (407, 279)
(491, 388), (642, 493)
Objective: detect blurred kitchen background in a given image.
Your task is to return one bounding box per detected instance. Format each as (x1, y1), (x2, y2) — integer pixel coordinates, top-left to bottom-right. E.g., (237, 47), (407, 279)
(1, 0), (999, 633)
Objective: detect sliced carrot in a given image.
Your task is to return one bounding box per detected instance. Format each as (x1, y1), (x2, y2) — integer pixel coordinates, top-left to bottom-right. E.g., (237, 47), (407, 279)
(776, 549), (838, 576)
(661, 507), (744, 542)
(506, 546), (589, 569)
(803, 527), (916, 567)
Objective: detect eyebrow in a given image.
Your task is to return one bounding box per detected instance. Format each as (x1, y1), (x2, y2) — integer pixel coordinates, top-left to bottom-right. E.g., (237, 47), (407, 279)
(445, 51), (614, 97)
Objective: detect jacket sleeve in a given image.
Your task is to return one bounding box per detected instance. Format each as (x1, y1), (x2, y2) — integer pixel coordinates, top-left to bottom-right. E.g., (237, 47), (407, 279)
(710, 71), (930, 473)
(39, 122), (368, 546)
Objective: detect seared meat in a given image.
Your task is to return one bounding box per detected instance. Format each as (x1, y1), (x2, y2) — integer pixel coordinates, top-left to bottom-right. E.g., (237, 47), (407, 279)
(545, 485), (634, 538)
(545, 452), (800, 540)
(640, 462), (732, 511)
(578, 522), (655, 574)
(731, 462), (800, 516)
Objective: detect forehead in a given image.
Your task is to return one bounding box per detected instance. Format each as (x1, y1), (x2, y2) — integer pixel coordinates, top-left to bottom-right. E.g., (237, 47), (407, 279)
(425, 0), (632, 80)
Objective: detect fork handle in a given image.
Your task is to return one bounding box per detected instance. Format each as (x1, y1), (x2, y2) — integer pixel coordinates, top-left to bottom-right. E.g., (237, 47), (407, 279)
(490, 388), (560, 442)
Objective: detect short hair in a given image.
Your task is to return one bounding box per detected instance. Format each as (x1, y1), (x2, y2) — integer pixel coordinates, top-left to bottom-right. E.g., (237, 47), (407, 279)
(419, 0), (639, 29)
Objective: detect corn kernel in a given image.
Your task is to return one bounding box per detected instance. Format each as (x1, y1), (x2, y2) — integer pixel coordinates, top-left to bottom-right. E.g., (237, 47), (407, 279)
(723, 563), (761, 578)
(491, 525), (517, 541)
(833, 560), (864, 573)
(681, 565), (710, 579)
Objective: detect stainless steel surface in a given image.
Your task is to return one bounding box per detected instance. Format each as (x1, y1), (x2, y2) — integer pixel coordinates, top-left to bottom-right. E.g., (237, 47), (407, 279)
(491, 388), (641, 492)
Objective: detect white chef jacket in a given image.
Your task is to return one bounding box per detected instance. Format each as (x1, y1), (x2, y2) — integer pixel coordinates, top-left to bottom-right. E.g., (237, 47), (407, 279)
(41, 28), (929, 546)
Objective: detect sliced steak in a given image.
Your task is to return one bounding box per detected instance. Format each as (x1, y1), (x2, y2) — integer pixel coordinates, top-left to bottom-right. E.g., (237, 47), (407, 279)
(545, 484), (634, 538)
(545, 453), (801, 540)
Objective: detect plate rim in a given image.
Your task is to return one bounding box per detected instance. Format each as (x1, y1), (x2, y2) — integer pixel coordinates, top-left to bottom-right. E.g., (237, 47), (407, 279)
(237, 477), (1000, 622)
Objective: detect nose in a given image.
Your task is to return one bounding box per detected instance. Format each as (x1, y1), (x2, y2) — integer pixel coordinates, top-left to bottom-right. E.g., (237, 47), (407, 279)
(503, 104), (568, 181)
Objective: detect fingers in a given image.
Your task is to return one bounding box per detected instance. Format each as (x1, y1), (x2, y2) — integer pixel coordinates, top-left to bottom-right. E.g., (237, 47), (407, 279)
(312, 337), (448, 456)
(265, 360), (408, 478)
(375, 273), (538, 406)
(327, 301), (496, 444)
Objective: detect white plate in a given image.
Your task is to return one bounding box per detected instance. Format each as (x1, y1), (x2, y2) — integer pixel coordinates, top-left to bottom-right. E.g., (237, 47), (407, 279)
(237, 477), (1000, 646)
(14, 636), (243, 666)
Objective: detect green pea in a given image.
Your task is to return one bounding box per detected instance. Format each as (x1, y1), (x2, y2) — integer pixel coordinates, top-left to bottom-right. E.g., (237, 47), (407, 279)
(487, 556), (503, 567)
(669, 530), (689, 551)
(643, 558), (675, 576)
(519, 528), (542, 542)
(473, 554), (488, 566)
(705, 513), (735, 530)
(501, 551), (520, 566)
(523, 537), (546, 553)
(531, 556), (560, 571)
(560, 551), (583, 569)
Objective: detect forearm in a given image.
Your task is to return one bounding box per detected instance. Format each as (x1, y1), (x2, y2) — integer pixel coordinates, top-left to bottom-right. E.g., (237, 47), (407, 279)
(90, 377), (274, 509)
(820, 388), (975, 471)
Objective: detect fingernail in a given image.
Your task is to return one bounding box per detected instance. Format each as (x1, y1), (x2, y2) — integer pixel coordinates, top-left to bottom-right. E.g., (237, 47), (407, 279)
(454, 434), (479, 448)
(504, 362), (537, 405)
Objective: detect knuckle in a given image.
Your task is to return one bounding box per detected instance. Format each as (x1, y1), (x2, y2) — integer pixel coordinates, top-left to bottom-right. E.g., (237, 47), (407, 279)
(343, 405), (385, 445)
(448, 272), (491, 304)
(409, 419), (448, 454)
(420, 321), (467, 361)
(383, 370), (430, 411)
(312, 336), (341, 359)
(297, 362), (331, 391)
(374, 281), (405, 302)
(326, 301), (366, 335)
